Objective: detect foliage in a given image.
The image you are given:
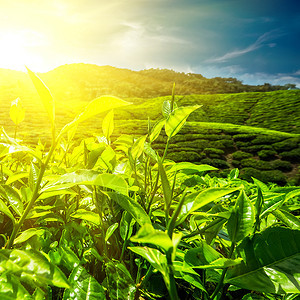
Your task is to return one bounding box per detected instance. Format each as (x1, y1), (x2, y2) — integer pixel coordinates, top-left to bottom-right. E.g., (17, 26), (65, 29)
(0, 71), (299, 300)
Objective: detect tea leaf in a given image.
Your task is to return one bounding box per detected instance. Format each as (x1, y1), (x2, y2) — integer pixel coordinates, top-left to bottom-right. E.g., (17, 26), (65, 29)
(93, 173), (128, 196)
(0, 273), (31, 299)
(131, 223), (173, 253)
(0, 185), (23, 217)
(149, 119), (166, 143)
(26, 67), (55, 128)
(102, 109), (114, 141)
(108, 192), (151, 226)
(59, 96), (131, 137)
(0, 198), (15, 224)
(14, 228), (45, 245)
(63, 265), (105, 300)
(227, 190), (255, 243)
(10, 98), (25, 125)
(105, 223), (119, 242)
(0, 249), (70, 288)
(129, 246), (168, 276)
(165, 105), (201, 139)
(71, 209), (100, 226)
(226, 227), (300, 294)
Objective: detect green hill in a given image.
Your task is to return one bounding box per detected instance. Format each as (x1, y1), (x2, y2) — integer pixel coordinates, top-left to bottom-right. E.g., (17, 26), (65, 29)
(0, 64), (299, 185)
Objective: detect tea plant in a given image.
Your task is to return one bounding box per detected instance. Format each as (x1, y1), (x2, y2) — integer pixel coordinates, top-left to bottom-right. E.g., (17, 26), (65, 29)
(0, 70), (299, 299)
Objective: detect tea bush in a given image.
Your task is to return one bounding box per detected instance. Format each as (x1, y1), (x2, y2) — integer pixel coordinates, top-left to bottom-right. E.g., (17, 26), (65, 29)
(0, 72), (299, 300)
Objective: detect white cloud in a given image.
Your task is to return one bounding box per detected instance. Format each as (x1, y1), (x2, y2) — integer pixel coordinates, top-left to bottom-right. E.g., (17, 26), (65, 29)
(206, 30), (283, 63)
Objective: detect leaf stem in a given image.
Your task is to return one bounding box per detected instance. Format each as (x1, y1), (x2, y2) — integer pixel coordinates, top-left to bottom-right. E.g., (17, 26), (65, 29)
(6, 142), (57, 249)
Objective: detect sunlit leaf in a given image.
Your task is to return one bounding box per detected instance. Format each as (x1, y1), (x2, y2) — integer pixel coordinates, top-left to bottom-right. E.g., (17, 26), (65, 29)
(149, 119), (166, 143)
(14, 228), (45, 245)
(130, 135), (147, 161)
(131, 223), (173, 253)
(0, 249), (69, 289)
(165, 105), (201, 139)
(71, 209), (100, 226)
(168, 162), (218, 174)
(0, 185), (23, 217)
(102, 109), (114, 141)
(59, 96), (131, 137)
(177, 187), (240, 225)
(93, 173), (128, 195)
(120, 211), (135, 241)
(9, 98), (25, 125)
(26, 67), (55, 128)
(129, 246), (168, 276)
(0, 273), (31, 299)
(0, 198), (15, 224)
(105, 223), (119, 242)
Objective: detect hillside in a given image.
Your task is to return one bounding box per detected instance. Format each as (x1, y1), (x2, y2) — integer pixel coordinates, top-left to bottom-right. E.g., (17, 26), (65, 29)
(0, 64), (299, 185)
(116, 90), (300, 134)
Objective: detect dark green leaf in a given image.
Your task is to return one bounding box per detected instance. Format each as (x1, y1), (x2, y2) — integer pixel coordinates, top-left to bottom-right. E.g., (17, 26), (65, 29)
(105, 261), (136, 300)
(108, 192), (151, 226)
(63, 265), (105, 300)
(227, 190), (255, 243)
(226, 227), (300, 294)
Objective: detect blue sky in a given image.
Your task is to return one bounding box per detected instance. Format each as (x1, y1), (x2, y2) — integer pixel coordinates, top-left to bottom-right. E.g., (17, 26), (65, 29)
(0, 0), (299, 86)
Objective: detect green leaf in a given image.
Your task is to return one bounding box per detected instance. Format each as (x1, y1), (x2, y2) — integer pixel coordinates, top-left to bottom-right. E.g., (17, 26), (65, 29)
(272, 209), (300, 229)
(158, 157), (172, 211)
(59, 96), (131, 137)
(102, 109), (114, 141)
(0, 249), (69, 289)
(71, 209), (100, 226)
(120, 211), (135, 241)
(149, 119), (166, 143)
(168, 162), (218, 174)
(130, 135), (147, 161)
(0, 273), (31, 299)
(184, 241), (242, 269)
(29, 163), (39, 192)
(226, 227), (300, 294)
(105, 261), (136, 300)
(165, 105), (201, 139)
(14, 228), (45, 245)
(63, 265), (105, 300)
(128, 247), (168, 275)
(0, 198), (15, 224)
(130, 223), (173, 253)
(93, 173), (128, 195)
(227, 190), (255, 243)
(177, 187), (240, 225)
(10, 98), (25, 125)
(129, 246), (168, 276)
(162, 100), (172, 118)
(0, 185), (23, 217)
(105, 223), (119, 242)
(108, 192), (151, 226)
(26, 67), (55, 127)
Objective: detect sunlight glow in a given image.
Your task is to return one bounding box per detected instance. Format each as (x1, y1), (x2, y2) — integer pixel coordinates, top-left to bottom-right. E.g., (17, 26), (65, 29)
(0, 30), (47, 71)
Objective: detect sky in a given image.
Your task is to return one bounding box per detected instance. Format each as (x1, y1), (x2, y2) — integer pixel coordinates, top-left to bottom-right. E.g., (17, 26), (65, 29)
(0, 0), (299, 87)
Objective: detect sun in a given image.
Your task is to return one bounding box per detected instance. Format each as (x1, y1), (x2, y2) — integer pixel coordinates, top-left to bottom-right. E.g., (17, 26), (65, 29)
(0, 30), (47, 71)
